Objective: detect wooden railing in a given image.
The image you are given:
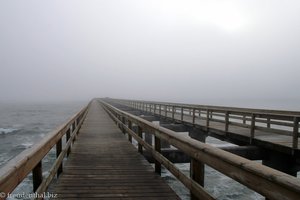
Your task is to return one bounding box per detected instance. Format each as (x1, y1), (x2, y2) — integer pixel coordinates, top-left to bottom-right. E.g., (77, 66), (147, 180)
(100, 100), (300, 200)
(111, 99), (300, 149)
(0, 103), (89, 200)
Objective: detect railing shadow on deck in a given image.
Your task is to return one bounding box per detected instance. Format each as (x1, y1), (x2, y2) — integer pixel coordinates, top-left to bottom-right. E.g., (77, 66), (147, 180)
(100, 99), (300, 200)
(0, 103), (90, 200)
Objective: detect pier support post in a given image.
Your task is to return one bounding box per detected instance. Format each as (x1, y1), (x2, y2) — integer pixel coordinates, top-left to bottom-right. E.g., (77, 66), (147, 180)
(262, 151), (300, 177)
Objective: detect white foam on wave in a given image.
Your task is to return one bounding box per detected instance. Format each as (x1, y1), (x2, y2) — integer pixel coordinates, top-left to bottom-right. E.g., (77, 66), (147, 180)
(21, 142), (33, 148)
(0, 128), (18, 134)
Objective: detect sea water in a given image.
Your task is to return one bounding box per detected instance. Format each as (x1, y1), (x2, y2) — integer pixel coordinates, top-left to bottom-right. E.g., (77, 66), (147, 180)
(0, 101), (86, 200)
(0, 100), (299, 200)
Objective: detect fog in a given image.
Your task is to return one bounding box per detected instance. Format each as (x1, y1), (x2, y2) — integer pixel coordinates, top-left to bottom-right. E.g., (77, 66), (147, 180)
(0, 1), (300, 107)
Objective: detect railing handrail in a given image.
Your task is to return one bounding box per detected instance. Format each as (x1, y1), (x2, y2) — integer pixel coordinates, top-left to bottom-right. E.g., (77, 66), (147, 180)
(101, 99), (300, 200)
(0, 103), (89, 198)
(111, 98), (300, 149)
(111, 98), (300, 117)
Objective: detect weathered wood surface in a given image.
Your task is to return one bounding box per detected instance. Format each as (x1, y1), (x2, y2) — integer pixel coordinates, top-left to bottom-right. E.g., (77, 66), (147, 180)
(114, 99), (300, 153)
(175, 113), (300, 151)
(50, 101), (179, 200)
(101, 100), (300, 200)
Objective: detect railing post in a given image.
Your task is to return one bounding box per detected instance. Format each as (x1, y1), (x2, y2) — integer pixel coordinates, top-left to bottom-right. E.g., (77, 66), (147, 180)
(121, 116), (126, 134)
(56, 138), (63, 177)
(154, 135), (161, 175)
(66, 128), (71, 156)
(165, 105), (167, 117)
(154, 104), (156, 114)
(181, 107), (184, 122)
(137, 126), (143, 153)
(128, 120), (132, 143)
(72, 121), (77, 142)
(293, 117), (299, 149)
(192, 108), (196, 124)
(250, 114), (256, 144)
(206, 110), (209, 128)
(172, 106), (175, 121)
(32, 161), (42, 192)
(190, 159), (205, 200)
(243, 115), (246, 124)
(267, 117), (271, 128)
(225, 111), (229, 132)
(159, 104), (161, 116)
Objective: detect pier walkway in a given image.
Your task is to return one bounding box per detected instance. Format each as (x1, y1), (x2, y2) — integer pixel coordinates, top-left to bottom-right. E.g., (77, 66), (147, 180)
(50, 101), (179, 199)
(1, 98), (300, 200)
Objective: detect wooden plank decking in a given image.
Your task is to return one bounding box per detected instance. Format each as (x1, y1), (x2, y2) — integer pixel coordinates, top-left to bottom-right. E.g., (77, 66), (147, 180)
(50, 101), (179, 200)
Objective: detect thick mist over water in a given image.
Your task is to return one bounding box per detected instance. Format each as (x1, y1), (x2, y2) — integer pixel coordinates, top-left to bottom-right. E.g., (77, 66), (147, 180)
(0, 1), (300, 108)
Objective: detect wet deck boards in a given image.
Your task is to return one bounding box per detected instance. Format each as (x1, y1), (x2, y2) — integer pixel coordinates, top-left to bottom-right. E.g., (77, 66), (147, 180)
(51, 101), (179, 200)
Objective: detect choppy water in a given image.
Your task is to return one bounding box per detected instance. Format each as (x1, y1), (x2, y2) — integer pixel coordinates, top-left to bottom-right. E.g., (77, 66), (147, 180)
(0, 101), (86, 200)
(0, 101), (298, 200)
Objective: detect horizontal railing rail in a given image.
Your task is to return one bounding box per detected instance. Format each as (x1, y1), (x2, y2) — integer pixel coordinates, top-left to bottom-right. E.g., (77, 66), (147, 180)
(110, 98), (300, 149)
(100, 99), (300, 200)
(0, 102), (90, 200)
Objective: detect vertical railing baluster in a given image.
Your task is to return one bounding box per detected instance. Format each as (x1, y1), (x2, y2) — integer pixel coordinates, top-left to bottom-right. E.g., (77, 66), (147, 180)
(206, 110), (209, 128)
(172, 106), (175, 121)
(267, 117), (271, 128)
(225, 111), (229, 132)
(121, 116), (126, 134)
(56, 138), (62, 177)
(32, 161), (42, 192)
(72, 121), (77, 142)
(165, 105), (167, 117)
(190, 159), (204, 200)
(181, 107), (184, 122)
(154, 134), (161, 175)
(128, 120), (132, 143)
(137, 126), (143, 153)
(293, 117), (299, 149)
(192, 108), (196, 125)
(66, 128), (71, 156)
(159, 104), (161, 116)
(243, 115), (246, 124)
(250, 114), (256, 144)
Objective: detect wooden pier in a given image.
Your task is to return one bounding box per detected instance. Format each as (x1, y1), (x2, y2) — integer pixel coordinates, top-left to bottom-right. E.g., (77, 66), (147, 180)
(1, 98), (300, 200)
(50, 101), (179, 199)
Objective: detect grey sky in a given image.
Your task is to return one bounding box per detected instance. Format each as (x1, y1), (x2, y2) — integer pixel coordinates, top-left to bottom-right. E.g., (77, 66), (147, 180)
(0, 0), (300, 106)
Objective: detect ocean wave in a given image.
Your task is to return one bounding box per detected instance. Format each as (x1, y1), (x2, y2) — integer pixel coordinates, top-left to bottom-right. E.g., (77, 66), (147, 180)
(0, 128), (18, 134)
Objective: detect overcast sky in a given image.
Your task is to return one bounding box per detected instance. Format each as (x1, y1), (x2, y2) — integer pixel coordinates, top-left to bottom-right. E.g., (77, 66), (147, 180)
(0, 0), (299, 108)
